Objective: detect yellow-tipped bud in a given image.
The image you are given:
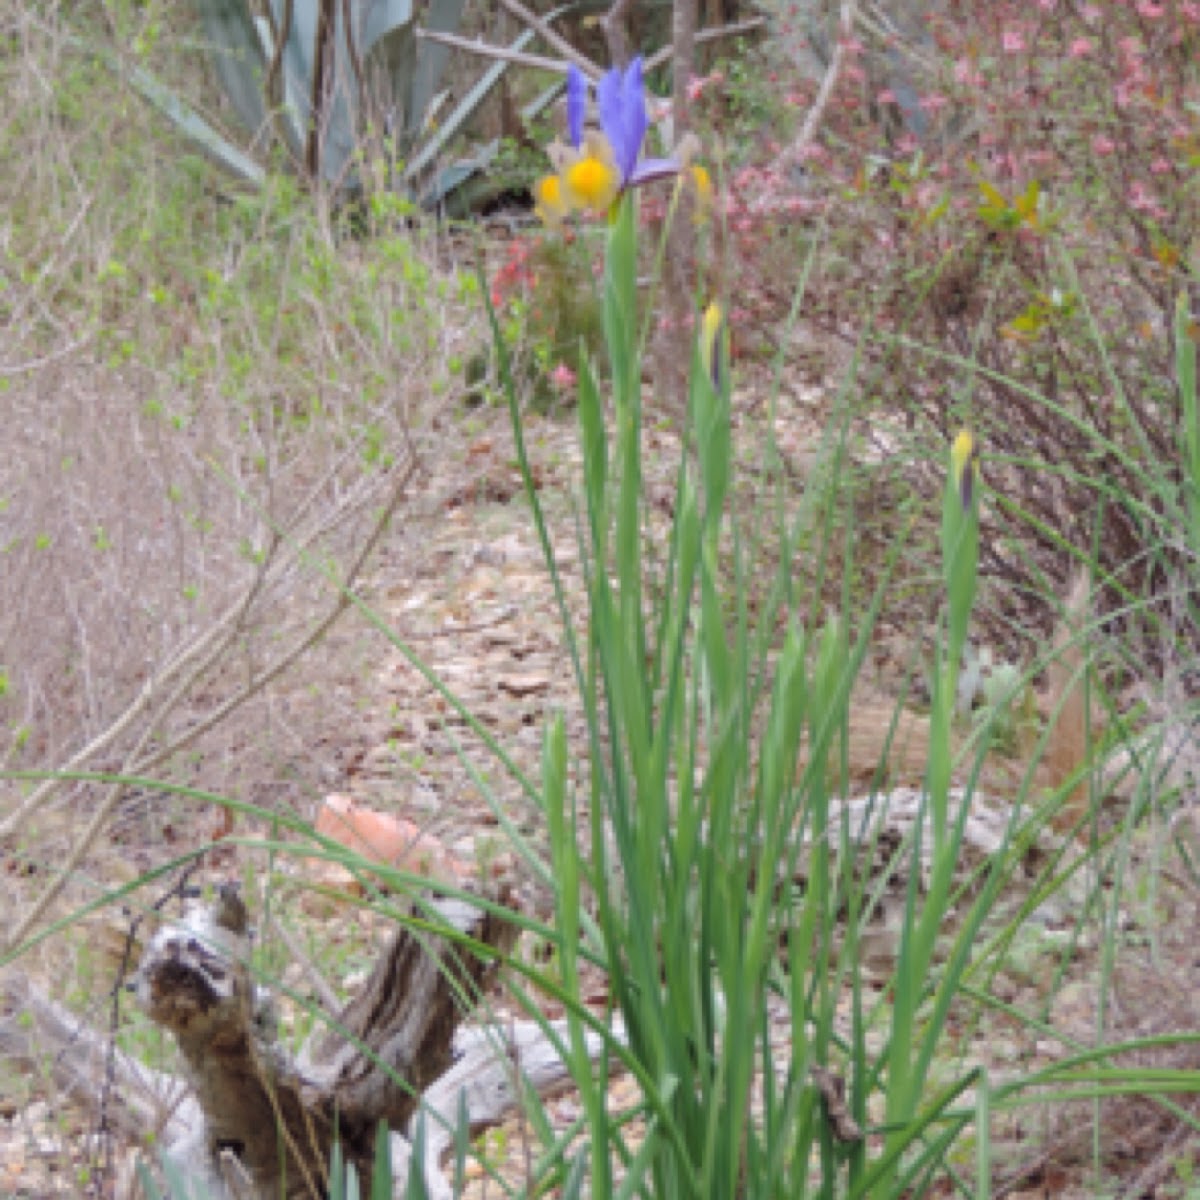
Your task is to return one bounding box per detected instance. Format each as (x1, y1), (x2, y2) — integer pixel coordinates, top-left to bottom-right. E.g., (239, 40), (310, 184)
(690, 164), (713, 224)
(700, 301), (724, 390)
(951, 430), (980, 510)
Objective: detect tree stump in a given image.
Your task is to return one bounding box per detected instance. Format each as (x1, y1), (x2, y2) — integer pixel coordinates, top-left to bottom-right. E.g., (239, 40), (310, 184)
(132, 883), (517, 1198)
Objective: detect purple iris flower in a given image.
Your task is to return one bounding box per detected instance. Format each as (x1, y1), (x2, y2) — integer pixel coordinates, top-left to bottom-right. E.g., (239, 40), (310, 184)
(566, 58), (681, 193)
(566, 63), (586, 150)
(597, 59), (647, 183)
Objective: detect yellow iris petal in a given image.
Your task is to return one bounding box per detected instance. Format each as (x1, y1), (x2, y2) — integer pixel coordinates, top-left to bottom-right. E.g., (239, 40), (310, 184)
(563, 155), (619, 213)
(534, 174), (566, 227)
(950, 430), (979, 510)
(559, 132), (620, 215)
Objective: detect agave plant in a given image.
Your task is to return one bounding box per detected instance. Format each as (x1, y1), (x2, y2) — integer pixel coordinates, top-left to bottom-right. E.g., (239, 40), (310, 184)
(189, 0), (464, 190)
(111, 0), (588, 208)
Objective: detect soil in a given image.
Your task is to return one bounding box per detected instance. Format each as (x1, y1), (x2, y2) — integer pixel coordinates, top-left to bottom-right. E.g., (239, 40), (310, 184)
(3, 359), (1200, 1199)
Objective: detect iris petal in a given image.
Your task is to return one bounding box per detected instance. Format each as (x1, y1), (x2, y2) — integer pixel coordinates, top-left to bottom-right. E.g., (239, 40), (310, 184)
(618, 58), (647, 182)
(566, 64), (586, 149)
(597, 67), (624, 172)
(534, 174), (566, 226)
(626, 156), (682, 187)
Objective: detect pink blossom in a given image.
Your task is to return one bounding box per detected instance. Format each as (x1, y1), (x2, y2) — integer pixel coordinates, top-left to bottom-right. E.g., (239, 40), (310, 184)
(1069, 38), (1093, 57)
(876, 88), (897, 104)
(1135, 0), (1165, 16)
(1127, 180), (1162, 215)
(914, 181), (940, 209)
(550, 362), (577, 392)
(1092, 134), (1117, 155)
(1002, 28), (1026, 53)
(954, 59), (984, 87)
(919, 92), (950, 111)
(1183, 2), (1200, 19)
(1080, 4), (1102, 22)
(1150, 157), (1173, 174)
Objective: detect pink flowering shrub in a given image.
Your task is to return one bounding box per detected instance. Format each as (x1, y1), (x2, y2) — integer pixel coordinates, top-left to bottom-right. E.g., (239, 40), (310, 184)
(698, 1), (1198, 658)
(489, 227), (605, 410)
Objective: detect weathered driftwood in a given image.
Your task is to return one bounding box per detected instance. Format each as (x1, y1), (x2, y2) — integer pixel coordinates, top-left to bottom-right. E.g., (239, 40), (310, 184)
(0, 970), (624, 1200)
(129, 884), (519, 1199)
(0, 883), (625, 1199)
(0, 974), (199, 1147)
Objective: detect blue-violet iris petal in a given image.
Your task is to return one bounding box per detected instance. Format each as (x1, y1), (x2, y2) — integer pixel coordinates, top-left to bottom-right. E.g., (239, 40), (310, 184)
(566, 64), (586, 149)
(616, 58), (647, 183)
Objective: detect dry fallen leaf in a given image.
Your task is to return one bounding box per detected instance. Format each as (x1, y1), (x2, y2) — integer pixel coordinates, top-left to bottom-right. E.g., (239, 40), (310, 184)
(496, 673), (551, 698)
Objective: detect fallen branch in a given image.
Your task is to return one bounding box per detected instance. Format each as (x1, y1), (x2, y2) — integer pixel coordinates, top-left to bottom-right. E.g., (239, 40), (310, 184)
(0, 975), (195, 1146)
(0, 881), (639, 1198)
(419, 17), (765, 79)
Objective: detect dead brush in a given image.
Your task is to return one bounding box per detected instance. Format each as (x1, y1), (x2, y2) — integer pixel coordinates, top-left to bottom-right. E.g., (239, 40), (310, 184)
(0, 6), (474, 944)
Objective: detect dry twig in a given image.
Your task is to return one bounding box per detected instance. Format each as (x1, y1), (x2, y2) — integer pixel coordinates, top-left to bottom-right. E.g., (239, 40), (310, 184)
(774, 0), (857, 179)
(492, 0), (602, 80)
(2, 458), (418, 956)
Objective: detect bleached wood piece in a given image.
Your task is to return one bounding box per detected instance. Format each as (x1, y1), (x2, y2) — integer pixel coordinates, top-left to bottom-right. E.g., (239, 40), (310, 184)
(130, 886), (516, 1198)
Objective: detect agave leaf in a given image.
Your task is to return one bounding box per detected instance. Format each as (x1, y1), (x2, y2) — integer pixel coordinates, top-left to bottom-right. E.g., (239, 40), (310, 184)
(163, 0), (596, 203)
(359, 0), (416, 54)
(404, 0), (468, 144)
(74, 34), (265, 187)
(266, 0), (357, 180)
(358, 0), (418, 153)
(270, 0), (417, 185)
(128, 59), (266, 187)
(193, 0), (269, 136)
(251, 15), (306, 160)
(402, 26), (539, 188)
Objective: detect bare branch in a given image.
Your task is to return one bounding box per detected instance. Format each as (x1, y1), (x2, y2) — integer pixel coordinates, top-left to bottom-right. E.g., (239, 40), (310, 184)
(416, 29), (567, 74)
(492, 0), (603, 81)
(3, 459), (418, 955)
(643, 17), (765, 72)
(773, 0), (857, 179)
(603, 0), (635, 67)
